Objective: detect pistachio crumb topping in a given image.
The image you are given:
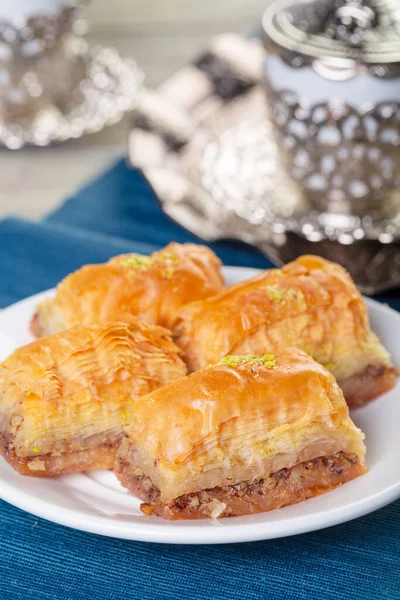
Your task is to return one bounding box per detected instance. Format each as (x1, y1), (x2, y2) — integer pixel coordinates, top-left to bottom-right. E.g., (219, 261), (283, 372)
(161, 251), (180, 265)
(118, 250), (180, 278)
(219, 354), (276, 369)
(120, 255), (153, 270)
(266, 285), (284, 302)
(32, 445), (41, 453)
(266, 285), (304, 305)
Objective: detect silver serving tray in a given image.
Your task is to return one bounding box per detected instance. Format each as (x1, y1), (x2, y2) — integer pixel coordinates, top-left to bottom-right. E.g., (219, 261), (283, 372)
(128, 34), (400, 294)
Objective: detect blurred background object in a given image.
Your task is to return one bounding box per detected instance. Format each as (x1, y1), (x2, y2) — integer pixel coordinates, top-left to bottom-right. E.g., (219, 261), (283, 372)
(0, 0), (267, 219)
(0, 0), (143, 149)
(85, 0), (269, 87)
(128, 0), (400, 292)
(0, 0), (83, 121)
(263, 0), (400, 221)
(1, 0), (400, 292)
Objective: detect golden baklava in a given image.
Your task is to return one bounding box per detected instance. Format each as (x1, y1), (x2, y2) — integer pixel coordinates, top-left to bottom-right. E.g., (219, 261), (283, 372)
(31, 242), (224, 336)
(115, 348), (367, 520)
(0, 321), (186, 476)
(175, 255), (396, 407)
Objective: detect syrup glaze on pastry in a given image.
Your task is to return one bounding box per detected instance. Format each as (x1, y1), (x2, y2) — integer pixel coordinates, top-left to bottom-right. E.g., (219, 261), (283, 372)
(31, 242), (224, 337)
(115, 349), (367, 519)
(0, 321), (186, 476)
(175, 255), (396, 407)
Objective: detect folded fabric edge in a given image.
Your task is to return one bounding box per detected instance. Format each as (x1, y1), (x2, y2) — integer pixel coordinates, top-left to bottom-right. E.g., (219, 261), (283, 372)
(2, 216), (159, 255)
(0, 217), (159, 307)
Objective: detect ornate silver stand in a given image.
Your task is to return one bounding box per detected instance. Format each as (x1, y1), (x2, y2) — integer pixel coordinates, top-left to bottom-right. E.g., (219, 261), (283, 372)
(0, 1), (143, 148)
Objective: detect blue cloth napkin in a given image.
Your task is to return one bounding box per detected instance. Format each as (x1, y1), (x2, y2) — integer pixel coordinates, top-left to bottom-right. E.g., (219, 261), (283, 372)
(0, 159), (399, 600)
(45, 158), (273, 271)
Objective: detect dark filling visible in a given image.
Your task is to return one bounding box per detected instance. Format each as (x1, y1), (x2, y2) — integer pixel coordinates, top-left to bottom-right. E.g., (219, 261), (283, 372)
(115, 450), (366, 520)
(340, 364), (398, 408)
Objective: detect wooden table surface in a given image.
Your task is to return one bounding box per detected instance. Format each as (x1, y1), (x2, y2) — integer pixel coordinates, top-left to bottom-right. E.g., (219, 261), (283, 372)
(0, 0), (268, 220)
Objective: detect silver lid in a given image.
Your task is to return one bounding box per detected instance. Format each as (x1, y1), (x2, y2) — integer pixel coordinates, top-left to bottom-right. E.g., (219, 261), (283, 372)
(262, 0), (400, 77)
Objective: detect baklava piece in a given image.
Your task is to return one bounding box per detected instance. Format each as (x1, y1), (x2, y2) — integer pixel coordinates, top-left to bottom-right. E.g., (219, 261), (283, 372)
(0, 321), (186, 476)
(31, 242), (224, 336)
(115, 348), (367, 520)
(175, 255), (396, 407)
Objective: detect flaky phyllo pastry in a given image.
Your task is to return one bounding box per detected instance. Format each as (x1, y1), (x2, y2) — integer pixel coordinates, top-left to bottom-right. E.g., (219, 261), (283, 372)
(115, 349), (367, 520)
(30, 242), (224, 337)
(0, 321), (186, 476)
(175, 255), (396, 407)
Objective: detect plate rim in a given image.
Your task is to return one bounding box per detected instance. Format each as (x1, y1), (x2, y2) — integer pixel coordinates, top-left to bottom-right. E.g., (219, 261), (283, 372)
(1, 265), (400, 544)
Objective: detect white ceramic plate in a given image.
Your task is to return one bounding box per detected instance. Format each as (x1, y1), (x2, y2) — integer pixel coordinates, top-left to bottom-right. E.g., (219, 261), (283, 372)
(0, 266), (399, 544)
